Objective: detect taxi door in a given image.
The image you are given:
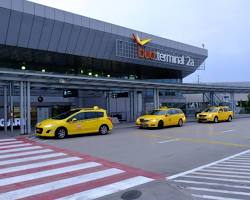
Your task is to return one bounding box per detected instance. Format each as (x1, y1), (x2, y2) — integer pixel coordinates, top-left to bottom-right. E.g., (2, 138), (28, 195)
(171, 109), (180, 125)
(80, 112), (103, 134)
(164, 109), (174, 126)
(66, 112), (85, 135)
(217, 108), (226, 121)
(223, 107), (231, 120)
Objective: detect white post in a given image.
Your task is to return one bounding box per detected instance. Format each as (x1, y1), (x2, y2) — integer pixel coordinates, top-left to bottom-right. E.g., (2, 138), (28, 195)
(4, 86), (8, 132)
(153, 89), (160, 109)
(27, 82), (31, 134)
(20, 81), (25, 135)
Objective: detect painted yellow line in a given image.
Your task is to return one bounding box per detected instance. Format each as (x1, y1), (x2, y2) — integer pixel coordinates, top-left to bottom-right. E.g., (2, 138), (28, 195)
(136, 133), (247, 148)
(177, 138), (247, 148)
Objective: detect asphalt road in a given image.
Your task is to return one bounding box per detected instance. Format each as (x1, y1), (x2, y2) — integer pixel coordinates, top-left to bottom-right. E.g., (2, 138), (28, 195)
(23, 118), (250, 199)
(38, 118), (250, 176)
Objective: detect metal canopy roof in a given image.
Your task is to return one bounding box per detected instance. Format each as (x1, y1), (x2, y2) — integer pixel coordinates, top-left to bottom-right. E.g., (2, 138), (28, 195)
(0, 69), (250, 93)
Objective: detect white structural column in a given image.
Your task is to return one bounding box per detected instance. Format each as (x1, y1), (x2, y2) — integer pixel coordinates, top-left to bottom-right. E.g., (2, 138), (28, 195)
(129, 91), (143, 122)
(230, 92), (236, 114)
(209, 92), (215, 106)
(4, 86), (8, 132)
(153, 89), (160, 109)
(20, 81), (24, 135)
(105, 92), (110, 114)
(9, 82), (14, 132)
(129, 91), (134, 122)
(137, 91), (143, 117)
(24, 82), (27, 134)
(27, 81), (31, 134)
(20, 81), (32, 135)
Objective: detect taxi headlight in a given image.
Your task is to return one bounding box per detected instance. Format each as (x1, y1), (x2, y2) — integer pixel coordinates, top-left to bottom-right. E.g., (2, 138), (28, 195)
(208, 114), (213, 118)
(151, 119), (157, 122)
(44, 124), (54, 128)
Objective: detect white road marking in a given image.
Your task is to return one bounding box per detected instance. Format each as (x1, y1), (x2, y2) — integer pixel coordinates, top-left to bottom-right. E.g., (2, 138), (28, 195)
(0, 157), (82, 174)
(193, 171), (250, 179)
(0, 143), (32, 149)
(0, 149), (53, 159)
(200, 169), (250, 175)
(0, 141), (23, 146)
(167, 149), (250, 180)
(236, 155), (250, 158)
(189, 187), (250, 196)
(57, 176), (153, 200)
(208, 166), (250, 172)
(158, 139), (179, 144)
(0, 152), (66, 166)
(0, 139), (16, 142)
(222, 130), (234, 133)
(0, 162), (101, 186)
(192, 194), (244, 200)
(174, 179), (250, 190)
(215, 163), (250, 168)
(184, 175), (250, 184)
(230, 158), (250, 162)
(222, 160), (250, 165)
(0, 168), (124, 200)
(0, 146), (42, 154)
(0, 139), (155, 200)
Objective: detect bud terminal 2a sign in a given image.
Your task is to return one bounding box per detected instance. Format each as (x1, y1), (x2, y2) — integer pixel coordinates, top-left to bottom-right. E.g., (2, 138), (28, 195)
(132, 34), (195, 67)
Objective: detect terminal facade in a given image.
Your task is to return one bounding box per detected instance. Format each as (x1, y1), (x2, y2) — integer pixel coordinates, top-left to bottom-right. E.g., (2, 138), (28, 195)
(0, 0), (209, 133)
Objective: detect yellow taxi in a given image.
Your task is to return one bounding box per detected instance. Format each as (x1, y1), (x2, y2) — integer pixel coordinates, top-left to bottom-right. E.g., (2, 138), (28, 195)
(36, 106), (113, 139)
(197, 106), (233, 123)
(136, 107), (186, 129)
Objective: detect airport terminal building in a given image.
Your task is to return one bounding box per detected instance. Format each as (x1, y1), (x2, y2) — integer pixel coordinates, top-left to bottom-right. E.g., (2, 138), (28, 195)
(0, 0), (208, 133)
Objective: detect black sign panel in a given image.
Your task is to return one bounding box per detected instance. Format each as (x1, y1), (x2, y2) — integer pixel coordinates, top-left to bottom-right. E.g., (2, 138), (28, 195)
(63, 89), (78, 98)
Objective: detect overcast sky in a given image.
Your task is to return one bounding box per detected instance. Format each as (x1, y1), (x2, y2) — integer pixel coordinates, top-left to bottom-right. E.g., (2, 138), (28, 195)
(29, 0), (250, 83)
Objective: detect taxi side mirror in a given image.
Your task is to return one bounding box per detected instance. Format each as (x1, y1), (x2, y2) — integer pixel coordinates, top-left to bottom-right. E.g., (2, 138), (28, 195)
(71, 118), (77, 122)
(165, 114), (168, 117)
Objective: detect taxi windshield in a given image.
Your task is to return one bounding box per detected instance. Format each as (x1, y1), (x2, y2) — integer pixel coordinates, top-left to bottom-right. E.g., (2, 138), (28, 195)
(150, 110), (166, 115)
(204, 107), (218, 113)
(52, 109), (81, 120)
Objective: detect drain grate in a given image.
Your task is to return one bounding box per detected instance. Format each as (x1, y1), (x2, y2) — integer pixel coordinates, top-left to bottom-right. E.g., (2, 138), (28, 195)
(121, 190), (142, 200)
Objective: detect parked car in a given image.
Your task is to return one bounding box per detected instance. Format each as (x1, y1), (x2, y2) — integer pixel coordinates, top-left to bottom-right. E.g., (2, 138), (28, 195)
(196, 106), (233, 123)
(36, 106), (112, 139)
(136, 107), (186, 129)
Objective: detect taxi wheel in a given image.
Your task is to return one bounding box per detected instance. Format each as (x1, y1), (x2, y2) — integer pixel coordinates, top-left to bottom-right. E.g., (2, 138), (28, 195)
(56, 127), (67, 139)
(178, 119), (183, 127)
(158, 121), (164, 129)
(214, 116), (219, 123)
(228, 115), (233, 122)
(99, 125), (109, 135)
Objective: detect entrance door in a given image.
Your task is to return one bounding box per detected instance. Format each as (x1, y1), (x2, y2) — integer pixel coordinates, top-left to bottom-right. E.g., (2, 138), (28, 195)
(37, 107), (51, 123)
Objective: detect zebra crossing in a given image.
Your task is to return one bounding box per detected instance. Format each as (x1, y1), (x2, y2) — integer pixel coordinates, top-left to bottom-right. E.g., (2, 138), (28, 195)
(0, 137), (160, 200)
(168, 149), (250, 200)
